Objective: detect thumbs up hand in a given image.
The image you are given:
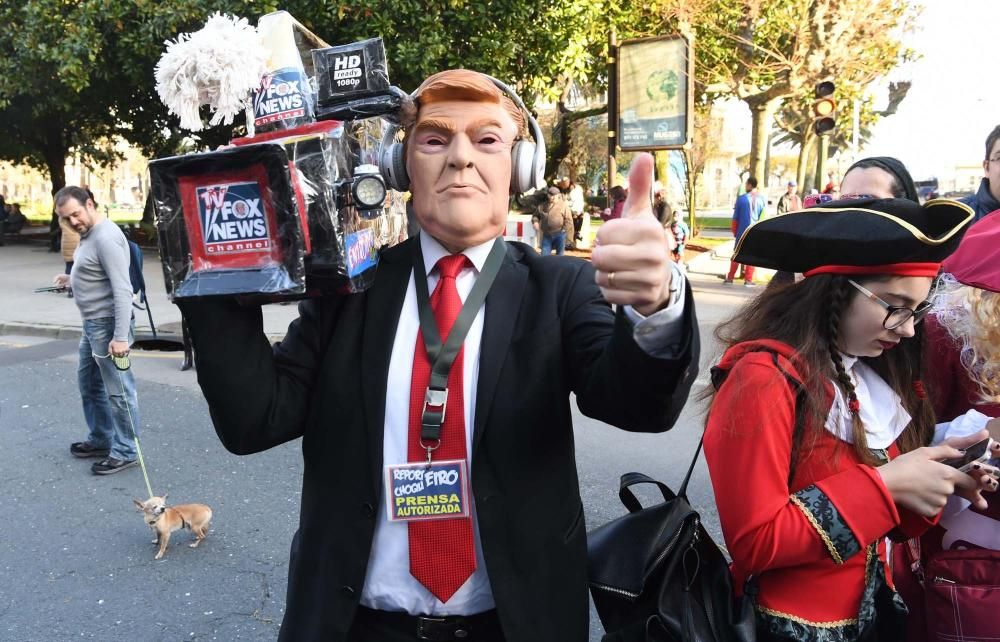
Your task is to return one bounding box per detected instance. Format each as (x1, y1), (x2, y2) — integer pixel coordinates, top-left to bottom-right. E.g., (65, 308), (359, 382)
(591, 153), (674, 316)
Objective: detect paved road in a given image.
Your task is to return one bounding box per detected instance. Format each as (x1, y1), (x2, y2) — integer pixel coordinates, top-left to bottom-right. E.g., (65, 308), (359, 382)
(0, 275), (752, 641)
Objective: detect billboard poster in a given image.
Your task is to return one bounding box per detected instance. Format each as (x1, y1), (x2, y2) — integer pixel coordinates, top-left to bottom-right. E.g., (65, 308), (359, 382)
(617, 36), (692, 151)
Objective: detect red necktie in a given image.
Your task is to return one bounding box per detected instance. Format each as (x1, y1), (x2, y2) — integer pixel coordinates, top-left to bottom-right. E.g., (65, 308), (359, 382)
(407, 253), (476, 602)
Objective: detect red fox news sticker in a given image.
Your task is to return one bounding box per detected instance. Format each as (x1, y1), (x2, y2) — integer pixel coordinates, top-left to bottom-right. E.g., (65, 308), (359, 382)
(179, 165), (283, 272)
(385, 460), (470, 523)
(197, 181), (270, 254)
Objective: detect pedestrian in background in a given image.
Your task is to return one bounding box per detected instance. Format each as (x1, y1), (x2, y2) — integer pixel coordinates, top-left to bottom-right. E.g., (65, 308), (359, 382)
(533, 186), (573, 255)
(653, 187), (672, 228)
(604, 185), (627, 221)
(4, 203), (26, 237)
(776, 180), (802, 215)
(961, 124), (1000, 220)
(568, 178), (585, 249)
(52, 186), (140, 475)
(670, 210), (689, 268)
(725, 176), (764, 286)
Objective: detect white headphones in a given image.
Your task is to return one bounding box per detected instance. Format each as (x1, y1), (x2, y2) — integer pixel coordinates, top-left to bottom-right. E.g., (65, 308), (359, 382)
(377, 74), (546, 194)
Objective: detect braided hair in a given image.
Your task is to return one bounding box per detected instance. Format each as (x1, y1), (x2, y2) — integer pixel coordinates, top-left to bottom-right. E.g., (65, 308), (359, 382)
(826, 276), (880, 464)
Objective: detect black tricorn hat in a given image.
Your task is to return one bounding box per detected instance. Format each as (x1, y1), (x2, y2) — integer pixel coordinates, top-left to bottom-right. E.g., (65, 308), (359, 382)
(733, 197), (974, 278)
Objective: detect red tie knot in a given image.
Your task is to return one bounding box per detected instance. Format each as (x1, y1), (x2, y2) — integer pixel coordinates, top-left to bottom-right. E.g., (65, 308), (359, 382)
(436, 254), (470, 280)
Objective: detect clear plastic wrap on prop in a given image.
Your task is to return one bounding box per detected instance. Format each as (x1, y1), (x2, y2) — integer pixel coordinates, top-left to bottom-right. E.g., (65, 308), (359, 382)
(231, 116), (408, 294)
(252, 11), (329, 133)
(149, 144), (307, 299)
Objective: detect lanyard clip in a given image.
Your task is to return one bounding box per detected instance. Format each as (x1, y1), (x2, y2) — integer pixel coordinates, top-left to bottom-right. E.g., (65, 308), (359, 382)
(421, 387), (448, 428)
(420, 387), (448, 464)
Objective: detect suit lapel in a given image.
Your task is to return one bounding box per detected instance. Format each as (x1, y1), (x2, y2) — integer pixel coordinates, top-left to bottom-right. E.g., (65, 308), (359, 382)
(362, 239), (413, 491)
(472, 244), (528, 456)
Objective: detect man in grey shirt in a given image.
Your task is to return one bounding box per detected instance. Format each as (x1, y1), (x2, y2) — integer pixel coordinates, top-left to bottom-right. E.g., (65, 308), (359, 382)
(53, 186), (140, 475)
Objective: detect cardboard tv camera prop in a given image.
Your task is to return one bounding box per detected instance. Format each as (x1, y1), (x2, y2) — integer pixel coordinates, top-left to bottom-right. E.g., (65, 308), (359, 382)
(151, 115), (407, 300)
(150, 144), (308, 299)
(151, 12), (407, 301)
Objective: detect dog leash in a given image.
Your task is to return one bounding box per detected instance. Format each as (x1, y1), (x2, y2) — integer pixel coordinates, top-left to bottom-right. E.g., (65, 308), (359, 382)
(94, 351), (155, 500)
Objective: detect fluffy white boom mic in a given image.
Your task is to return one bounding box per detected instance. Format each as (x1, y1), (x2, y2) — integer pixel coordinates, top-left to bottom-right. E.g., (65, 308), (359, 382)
(155, 13), (267, 135)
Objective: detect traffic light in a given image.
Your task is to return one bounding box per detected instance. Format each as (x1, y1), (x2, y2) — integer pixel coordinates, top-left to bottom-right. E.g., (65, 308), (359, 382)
(812, 81), (836, 136)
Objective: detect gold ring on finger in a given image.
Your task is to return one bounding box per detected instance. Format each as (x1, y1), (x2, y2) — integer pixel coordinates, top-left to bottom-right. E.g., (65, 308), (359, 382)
(608, 271), (616, 287)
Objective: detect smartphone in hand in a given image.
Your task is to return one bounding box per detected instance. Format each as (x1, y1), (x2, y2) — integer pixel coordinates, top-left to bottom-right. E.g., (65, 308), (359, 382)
(942, 437), (994, 473)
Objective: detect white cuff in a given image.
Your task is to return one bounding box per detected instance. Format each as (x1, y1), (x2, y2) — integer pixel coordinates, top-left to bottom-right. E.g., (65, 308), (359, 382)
(623, 263), (687, 357)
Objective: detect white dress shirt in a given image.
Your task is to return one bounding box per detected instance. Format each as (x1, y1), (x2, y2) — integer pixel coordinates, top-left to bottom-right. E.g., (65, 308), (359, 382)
(359, 233), (688, 615)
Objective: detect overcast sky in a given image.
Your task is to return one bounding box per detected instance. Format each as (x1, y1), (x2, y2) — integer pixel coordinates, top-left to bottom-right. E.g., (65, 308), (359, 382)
(862, 0), (997, 179)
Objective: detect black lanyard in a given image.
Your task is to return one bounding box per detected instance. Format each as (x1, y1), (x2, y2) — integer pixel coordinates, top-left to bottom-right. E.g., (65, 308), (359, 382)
(412, 235), (506, 462)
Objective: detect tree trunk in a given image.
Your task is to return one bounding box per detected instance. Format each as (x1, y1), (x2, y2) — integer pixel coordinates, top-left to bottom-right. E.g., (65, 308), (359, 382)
(764, 132), (774, 185)
(654, 150), (669, 188)
(545, 103), (607, 183)
(44, 145), (68, 250)
(747, 97), (780, 186)
(45, 149), (67, 197)
(683, 148), (697, 234)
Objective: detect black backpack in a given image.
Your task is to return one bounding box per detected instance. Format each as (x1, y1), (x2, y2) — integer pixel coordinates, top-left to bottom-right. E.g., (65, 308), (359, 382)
(127, 239), (156, 338)
(588, 464), (756, 642)
(588, 351), (810, 642)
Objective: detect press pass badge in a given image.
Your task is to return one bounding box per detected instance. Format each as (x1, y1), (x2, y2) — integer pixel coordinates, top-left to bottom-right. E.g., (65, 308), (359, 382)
(386, 460), (470, 523)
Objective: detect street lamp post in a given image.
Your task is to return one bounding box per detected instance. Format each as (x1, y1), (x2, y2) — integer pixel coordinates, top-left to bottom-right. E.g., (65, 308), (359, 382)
(607, 27), (618, 207)
(816, 133), (831, 193)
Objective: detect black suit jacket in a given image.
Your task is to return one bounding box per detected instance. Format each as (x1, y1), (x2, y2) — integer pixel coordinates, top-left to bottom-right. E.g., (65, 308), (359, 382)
(180, 238), (699, 641)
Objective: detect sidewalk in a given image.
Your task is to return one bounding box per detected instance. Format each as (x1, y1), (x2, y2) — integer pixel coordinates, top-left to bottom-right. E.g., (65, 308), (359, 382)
(685, 237), (775, 285)
(1, 235), (756, 342)
(0, 242), (300, 342)
(686, 238), (734, 279)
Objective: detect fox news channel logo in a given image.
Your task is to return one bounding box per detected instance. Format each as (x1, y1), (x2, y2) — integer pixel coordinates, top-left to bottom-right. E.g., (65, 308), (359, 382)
(254, 68), (310, 126)
(197, 182), (270, 254)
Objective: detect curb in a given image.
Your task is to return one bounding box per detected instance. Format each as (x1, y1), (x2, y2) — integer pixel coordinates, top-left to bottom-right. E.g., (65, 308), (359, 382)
(0, 322), (82, 341)
(0, 321), (286, 345)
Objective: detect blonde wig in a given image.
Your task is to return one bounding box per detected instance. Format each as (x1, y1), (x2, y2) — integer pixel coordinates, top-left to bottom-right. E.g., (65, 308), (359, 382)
(401, 69), (526, 138)
(933, 272), (1000, 403)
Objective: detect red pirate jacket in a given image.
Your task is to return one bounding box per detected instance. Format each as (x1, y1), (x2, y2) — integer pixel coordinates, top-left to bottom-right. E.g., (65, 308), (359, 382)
(704, 339), (937, 635)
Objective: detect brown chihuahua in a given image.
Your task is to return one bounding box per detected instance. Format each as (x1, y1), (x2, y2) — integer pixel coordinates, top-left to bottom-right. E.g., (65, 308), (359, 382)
(133, 495), (213, 560)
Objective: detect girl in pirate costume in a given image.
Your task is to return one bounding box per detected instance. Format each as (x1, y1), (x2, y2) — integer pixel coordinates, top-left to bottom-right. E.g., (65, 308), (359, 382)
(702, 196), (998, 641)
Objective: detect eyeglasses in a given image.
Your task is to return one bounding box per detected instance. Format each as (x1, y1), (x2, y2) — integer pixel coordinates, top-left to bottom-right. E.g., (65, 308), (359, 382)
(803, 193), (876, 208)
(848, 279), (932, 330)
